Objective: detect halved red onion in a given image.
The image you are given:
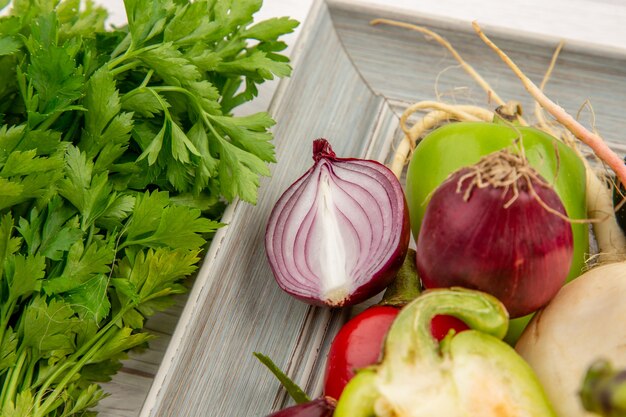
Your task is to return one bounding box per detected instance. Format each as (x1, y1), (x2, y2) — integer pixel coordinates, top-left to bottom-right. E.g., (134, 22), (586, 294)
(265, 139), (410, 307)
(416, 150), (574, 318)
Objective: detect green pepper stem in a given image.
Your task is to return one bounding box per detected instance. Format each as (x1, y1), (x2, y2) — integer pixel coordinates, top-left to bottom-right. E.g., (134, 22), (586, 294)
(379, 248), (420, 307)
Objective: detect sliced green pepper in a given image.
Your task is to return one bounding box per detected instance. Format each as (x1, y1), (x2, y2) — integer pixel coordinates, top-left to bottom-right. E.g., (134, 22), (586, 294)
(334, 288), (557, 417)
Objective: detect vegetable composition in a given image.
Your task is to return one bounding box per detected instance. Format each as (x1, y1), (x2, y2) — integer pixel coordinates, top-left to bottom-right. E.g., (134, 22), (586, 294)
(259, 15), (626, 417)
(0, 0), (297, 415)
(516, 262), (626, 417)
(265, 139), (410, 307)
(334, 288), (557, 417)
(416, 149), (574, 318)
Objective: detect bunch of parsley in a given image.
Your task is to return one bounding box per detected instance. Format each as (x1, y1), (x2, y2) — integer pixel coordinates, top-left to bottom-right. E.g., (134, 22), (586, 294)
(0, 0), (297, 415)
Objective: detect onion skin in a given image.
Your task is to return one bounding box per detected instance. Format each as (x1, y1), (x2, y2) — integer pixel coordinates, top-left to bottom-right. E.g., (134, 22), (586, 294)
(265, 139), (410, 307)
(265, 397), (336, 417)
(416, 165), (574, 318)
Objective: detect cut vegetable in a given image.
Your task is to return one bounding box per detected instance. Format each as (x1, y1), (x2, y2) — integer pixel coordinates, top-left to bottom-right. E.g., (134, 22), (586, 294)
(265, 139), (410, 307)
(334, 288), (557, 417)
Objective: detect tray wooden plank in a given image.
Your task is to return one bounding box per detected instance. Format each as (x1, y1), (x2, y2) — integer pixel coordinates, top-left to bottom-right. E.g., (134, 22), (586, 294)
(97, 0), (626, 415)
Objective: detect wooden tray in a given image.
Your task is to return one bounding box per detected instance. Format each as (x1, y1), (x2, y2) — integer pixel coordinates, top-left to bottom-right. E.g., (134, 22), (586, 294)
(100, 0), (626, 415)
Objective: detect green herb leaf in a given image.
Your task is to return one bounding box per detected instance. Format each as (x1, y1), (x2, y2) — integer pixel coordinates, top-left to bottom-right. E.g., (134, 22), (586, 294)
(241, 17), (299, 41)
(1, 390), (35, 417)
(123, 0), (171, 47)
(3, 253), (45, 306)
(138, 42), (200, 87)
(164, 1), (219, 46)
(22, 296), (79, 359)
(66, 274), (111, 323)
(124, 190), (220, 249)
(0, 328), (17, 372)
(215, 136), (270, 203)
(90, 327), (152, 364)
(0, 36), (20, 56)
(44, 238), (114, 295)
(80, 66), (133, 172)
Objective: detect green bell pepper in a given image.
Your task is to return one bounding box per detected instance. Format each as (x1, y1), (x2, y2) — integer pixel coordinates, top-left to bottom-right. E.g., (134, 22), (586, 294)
(333, 288), (557, 417)
(406, 121), (587, 282)
(405, 122), (588, 342)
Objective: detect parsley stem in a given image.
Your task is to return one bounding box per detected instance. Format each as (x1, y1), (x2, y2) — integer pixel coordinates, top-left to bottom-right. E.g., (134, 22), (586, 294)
(110, 33), (132, 60)
(32, 308), (128, 410)
(107, 43), (161, 72)
(110, 61), (141, 77)
(140, 70), (155, 88)
(149, 86), (225, 142)
(35, 111), (63, 132)
(0, 300), (17, 352)
(20, 356), (36, 392)
(34, 325), (119, 417)
(0, 348), (27, 407)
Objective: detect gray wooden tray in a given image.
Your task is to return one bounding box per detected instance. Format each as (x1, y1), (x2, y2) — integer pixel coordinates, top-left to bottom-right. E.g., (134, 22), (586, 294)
(101, 0), (626, 415)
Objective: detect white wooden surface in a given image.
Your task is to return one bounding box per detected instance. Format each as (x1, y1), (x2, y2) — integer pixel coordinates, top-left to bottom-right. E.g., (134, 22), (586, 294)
(86, 0), (626, 416)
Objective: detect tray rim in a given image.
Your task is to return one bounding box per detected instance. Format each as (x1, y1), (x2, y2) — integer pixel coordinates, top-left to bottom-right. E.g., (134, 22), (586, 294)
(328, 0), (626, 60)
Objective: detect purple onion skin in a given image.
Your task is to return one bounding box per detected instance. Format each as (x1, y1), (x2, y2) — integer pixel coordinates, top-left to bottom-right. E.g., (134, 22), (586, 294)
(416, 168), (574, 318)
(265, 397), (336, 417)
(265, 139), (410, 307)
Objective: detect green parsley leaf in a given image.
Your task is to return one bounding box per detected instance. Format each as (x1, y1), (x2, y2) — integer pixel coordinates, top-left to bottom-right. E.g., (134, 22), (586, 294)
(66, 273), (111, 323)
(124, 0), (171, 47)
(164, 1), (219, 46)
(0, 327), (17, 372)
(137, 42), (200, 87)
(89, 327), (152, 364)
(65, 383), (106, 415)
(217, 50), (292, 80)
(80, 66), (133, 172)
(44, 238), (114, 295)
(123, 190), (220, 250)
(121, 90), (163, 118)
(211, 113), (276, 163)
(241, 17), (299, 41)
(3, 253), (45, 306)
(0, 36), (20, 56)
(1, 390), (35, 417)
(215, 136), (270, 203)
(22, 296), (79, 359)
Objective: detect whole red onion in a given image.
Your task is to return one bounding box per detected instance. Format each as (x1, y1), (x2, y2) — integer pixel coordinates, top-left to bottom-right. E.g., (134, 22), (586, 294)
(415, 150), (574, 318)
(265, 397), (335, 417)
(265, 139), (410, 307)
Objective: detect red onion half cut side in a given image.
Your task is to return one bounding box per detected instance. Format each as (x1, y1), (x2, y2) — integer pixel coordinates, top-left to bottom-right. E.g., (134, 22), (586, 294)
(265, 139), (410, 307)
